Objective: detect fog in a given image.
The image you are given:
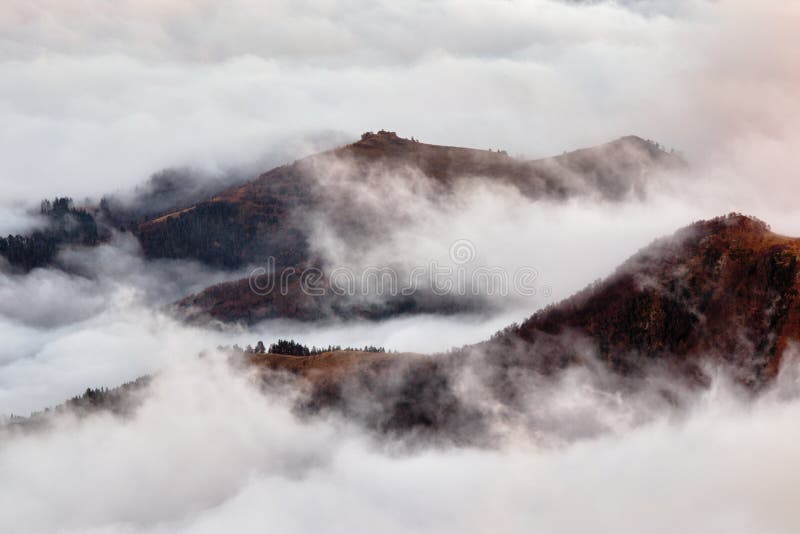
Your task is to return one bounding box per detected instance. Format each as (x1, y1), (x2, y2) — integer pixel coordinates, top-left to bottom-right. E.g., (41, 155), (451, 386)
(0, 181), (713, 416)
(0, 228), (529, 415)
(1, 0), (799, 206)
(2, 0), (800, 532)
(304, 162), (705, 309)
(3, 350), (800, 534)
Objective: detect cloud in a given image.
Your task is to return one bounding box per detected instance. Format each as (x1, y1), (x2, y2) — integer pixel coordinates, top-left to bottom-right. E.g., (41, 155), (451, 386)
(3, 351), (800, 534)
(0, 0), (681, 64)
(0, 229), (529, 415)
(0, 229), (254, 414)
(301, 151), (709, 313)
(1, 0), (798, 210)
(2, 2), (800, 531)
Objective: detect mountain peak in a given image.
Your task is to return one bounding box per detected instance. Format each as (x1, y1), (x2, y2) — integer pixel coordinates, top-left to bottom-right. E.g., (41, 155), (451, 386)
(502, 212), (799, 388)
(353, 130), (413, 149)
(692, 212), (771, 236)
(359, 129), (404, 141)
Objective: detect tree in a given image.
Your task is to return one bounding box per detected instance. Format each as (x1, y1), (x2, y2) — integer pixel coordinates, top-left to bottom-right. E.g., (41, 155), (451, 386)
(255, 341), (266, 354)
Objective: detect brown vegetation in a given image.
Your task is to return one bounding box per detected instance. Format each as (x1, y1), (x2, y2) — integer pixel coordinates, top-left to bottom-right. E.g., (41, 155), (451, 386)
(253, 214), (800, 396)
(134, 131), (681, 270)
(482, 213), (800, 388)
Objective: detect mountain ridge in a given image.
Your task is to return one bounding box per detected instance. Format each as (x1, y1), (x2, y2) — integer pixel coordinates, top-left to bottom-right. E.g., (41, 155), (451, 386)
(247, 213), (800, 391)
(155, 131), (682, 323)
(12, 213), (800, 442)
(133, 131), (682, 269)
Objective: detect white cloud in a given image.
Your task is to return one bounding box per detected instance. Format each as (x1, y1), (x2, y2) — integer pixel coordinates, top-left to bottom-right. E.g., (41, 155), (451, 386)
(3, 355), (800, 534)
(2, 2), (800, 531)
(0, 0), (798, 208)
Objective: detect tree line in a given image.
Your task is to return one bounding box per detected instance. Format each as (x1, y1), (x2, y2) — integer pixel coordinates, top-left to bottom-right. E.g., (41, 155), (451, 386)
(219, 339), (390, 356)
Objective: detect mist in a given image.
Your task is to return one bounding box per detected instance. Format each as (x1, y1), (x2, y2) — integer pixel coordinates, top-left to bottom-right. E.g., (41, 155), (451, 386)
(1, 1), (798, 208)
(0, 172), (711, 415)
(2, 0), (800, 532)
(3, 349), (800, 534)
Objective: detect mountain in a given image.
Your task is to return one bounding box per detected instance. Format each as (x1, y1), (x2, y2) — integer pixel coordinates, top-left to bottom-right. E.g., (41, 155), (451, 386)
(174, 274), (493, 324)
(485, 213), (800, 388)
(17, 213), (799, 443)
(234, 214), (800, 440)
(154, 131), (681, 323)
(133, 131), (682, 269)
(0, 131), (682, 323)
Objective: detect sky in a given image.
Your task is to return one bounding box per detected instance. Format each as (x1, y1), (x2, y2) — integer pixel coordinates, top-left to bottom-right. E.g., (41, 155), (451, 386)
(0, 0), (798, 215)
(2, 1), (800, 533)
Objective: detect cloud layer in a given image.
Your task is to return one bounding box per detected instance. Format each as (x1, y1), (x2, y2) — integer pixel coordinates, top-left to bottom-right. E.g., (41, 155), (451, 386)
(1, 0), (799, 210)
(2, 1), (800, 533)
(4, 352), (800, 534)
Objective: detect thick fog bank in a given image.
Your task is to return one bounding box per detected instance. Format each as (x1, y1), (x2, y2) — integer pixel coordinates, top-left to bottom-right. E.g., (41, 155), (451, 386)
(3, 353), (800, 534)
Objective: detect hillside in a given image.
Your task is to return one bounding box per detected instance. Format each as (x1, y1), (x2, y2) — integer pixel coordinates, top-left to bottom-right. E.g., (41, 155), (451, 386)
(0, 132), (682, 324)
(16, 214), (799, 441)
(134, 131), (682, 269)
(232, 214), (800, 440)
(153, 131), (681, 323)
(248, 350), (414, 382)
(174, 273), (492, 324)
(484, 213), (800, 388)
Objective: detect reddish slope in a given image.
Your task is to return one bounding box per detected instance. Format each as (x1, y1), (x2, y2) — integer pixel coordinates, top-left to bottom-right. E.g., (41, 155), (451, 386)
(482, 214), (800, 387)
(250, 214), (800, 391)
(30, 214), (798, 441)
(135, 131), (682, 269)
(152, 131), (681, 323)
(174, 273), (491, 324)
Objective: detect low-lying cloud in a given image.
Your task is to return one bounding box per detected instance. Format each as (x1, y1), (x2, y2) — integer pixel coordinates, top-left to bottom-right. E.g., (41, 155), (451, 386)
(2, 1), (800, 532)
(3, 350), (800, 534)
(2, 0), (799, 209)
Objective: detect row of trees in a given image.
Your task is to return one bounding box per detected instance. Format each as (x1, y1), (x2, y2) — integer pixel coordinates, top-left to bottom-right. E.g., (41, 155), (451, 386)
(224, 339), (389, 357)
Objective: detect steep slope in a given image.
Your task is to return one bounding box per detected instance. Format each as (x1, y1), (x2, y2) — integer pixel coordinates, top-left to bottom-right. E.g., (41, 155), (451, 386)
(483, 213), (800, 387)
